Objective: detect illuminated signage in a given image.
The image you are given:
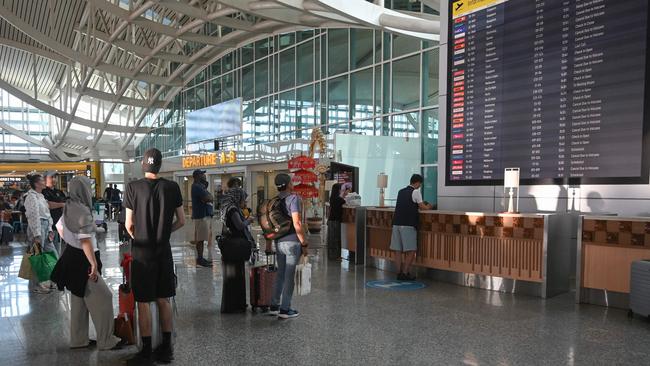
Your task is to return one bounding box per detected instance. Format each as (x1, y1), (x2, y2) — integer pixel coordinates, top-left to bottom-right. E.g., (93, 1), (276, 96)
(0, 177), (24, 182)
(182, 151), (237, 169)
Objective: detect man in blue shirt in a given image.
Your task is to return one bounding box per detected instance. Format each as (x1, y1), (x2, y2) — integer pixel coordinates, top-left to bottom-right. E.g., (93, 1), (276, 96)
(191, 169), (213, 267)
(268, 173), (307, 319)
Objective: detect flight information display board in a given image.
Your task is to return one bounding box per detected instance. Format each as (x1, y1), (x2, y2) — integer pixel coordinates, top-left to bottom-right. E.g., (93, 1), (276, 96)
(446, 0), (650, 185)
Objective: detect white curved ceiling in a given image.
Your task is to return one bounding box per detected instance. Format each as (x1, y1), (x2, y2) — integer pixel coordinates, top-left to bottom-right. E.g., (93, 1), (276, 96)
(0, 0), (439, 161)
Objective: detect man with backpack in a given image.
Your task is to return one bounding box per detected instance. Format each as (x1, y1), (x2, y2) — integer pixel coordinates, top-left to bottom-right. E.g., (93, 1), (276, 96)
(267, 173), (307, 319)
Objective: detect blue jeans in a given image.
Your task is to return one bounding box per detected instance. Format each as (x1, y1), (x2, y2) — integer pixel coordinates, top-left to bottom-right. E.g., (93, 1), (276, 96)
(272, 241), (302, 311)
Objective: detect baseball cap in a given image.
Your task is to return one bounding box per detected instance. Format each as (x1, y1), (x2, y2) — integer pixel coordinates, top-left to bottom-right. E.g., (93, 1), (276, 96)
(192, 169), (206, 177)
(274, 173), (291, 188)
(142, 148), (163, 173)
(44, 171), (57, 177)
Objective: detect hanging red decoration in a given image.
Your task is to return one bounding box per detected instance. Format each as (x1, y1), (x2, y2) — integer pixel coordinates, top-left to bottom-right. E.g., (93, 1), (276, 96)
(288, 155), (316, 170)
(291, 169), (318, 184)
(292, 184), (320, 198)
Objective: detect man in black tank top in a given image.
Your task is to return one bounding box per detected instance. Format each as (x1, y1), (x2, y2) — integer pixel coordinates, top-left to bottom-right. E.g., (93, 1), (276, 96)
(390, 174), (433, 281)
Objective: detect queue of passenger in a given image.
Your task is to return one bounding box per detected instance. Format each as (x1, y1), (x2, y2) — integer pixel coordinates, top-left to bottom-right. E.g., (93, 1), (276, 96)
(12, 147), (430, 366)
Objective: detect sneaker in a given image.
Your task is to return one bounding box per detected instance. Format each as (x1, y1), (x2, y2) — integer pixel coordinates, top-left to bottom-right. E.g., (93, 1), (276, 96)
(397, 272), (406, 281)
(126, 350), (155, 366)
(267, 306), (279, 316)
(70, 340), (97, 349)
(196, 258), (213, 267)
(404, 273), (416, 281)
(278, 309), (299, 319)
(153, 345), (174, 364)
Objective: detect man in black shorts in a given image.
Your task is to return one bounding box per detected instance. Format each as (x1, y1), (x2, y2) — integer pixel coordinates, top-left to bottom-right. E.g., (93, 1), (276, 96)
(124, 148), (185, 365)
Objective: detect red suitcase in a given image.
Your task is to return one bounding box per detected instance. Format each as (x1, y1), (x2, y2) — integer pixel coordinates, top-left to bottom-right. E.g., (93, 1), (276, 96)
(250, 252), (277, 312)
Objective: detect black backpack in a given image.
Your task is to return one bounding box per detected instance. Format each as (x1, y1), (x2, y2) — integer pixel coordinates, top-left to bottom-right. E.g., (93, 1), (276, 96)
(257, 196), (294, 240)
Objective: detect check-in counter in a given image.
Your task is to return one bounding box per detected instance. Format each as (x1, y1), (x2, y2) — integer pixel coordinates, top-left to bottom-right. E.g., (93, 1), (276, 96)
(577, 216), (650, 308)
(364, 208), (574, 298)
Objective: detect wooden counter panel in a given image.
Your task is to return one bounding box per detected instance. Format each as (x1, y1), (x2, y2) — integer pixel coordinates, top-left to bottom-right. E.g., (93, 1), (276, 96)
(368, 226), (395, 261)
(342, 222), (357, 252)
(366, 210), (544, 240)
(416, 233), (543, 282)
(581, 244), (650, 293)
(582, 218), (650, 248)
(342, 207), (356, 224)
(367, 228), (543, 282)
(580, 217), (650, 294)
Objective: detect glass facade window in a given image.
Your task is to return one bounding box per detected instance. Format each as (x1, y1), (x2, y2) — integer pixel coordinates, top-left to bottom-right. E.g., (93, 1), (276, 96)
(242, 64), (254, 101)
(328, 75), (348, 129)
(422, 48), (440, 107)
(136, 27), (440, 201)
(279, 47), (295, 91)
(297, 85), (315, 133)
(350, 68), (373, 120)
(328, 29), (348, 76)
(350, 29), (374, 70)
(422, 108), (439, 164)
(0, 88), (49, 155)
(255, 58), (269, 98)
(392, 55), (420, 113)
(297, 40), (314, 85)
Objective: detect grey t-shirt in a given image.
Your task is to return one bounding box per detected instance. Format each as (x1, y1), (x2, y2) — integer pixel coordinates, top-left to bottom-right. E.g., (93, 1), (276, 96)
(277, 191), (301, 243)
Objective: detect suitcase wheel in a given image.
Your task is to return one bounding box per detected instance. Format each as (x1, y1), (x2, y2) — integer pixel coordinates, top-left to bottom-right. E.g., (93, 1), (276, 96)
(261, 306), (268, 312)
(628, 309), (634, 319)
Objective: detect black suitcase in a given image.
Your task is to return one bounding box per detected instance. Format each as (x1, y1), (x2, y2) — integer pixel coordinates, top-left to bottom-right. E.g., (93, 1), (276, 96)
(1, 224), (13, 245)
(221, 260), (247, 313)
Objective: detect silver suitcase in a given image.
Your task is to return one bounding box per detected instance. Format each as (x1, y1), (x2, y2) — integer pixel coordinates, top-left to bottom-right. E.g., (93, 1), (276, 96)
(628, 260), (650, 319)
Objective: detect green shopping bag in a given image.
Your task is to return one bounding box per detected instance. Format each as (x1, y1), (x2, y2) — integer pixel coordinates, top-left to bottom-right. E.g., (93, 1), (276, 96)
(28, 244), (58, 282)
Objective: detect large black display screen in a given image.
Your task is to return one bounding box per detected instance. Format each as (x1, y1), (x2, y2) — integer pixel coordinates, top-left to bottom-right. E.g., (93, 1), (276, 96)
(446, 0), (650, 185)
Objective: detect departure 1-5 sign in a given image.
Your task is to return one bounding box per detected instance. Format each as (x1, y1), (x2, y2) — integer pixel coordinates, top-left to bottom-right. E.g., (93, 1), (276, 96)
(446, 0), (650, 185)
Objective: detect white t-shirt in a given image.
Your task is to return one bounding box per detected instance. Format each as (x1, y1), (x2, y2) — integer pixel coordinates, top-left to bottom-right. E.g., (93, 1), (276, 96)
(411, 188), (423, 204)
(56, 216), (98, 251)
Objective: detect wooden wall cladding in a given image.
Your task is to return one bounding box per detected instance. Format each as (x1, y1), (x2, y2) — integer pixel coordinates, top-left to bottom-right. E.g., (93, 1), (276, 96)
(581, 218), (650, 293)
(366, 210), (545, 282)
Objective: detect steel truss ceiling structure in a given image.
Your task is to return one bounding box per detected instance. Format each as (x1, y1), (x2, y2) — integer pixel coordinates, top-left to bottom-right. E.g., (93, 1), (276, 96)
(0, 0), (439, 161)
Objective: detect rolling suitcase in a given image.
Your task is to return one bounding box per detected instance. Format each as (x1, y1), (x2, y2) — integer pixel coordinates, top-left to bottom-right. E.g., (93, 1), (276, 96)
(1, 224), (13, 245)
(250, 251), (277, 312)
(628, 260), (650, 320)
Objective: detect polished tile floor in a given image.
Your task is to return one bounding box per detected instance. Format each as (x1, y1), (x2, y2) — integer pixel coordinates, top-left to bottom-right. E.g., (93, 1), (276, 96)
(0, 221), (649, 366)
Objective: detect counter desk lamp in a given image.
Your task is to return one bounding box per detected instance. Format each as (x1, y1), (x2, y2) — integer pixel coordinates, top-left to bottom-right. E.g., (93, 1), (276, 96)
(504, 168), (520, 213)
(377, 173), (388, 207)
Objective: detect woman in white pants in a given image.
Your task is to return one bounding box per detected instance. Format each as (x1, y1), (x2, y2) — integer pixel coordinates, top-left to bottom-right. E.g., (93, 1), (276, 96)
(51, 176), (123, 350)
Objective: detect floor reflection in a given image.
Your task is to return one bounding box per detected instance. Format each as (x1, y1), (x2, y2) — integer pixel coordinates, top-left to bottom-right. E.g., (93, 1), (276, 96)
(0, 221), (648, 366)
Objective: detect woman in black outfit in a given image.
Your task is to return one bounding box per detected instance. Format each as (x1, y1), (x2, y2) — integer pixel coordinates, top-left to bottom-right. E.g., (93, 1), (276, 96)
(219, 188), (254, 313)
(327, 183), (348, 261)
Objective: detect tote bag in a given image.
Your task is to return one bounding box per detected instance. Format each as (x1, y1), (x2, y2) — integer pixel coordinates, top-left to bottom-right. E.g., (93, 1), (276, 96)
(28, 244), (58, 282)
(294, 256), (312, 296)
(18, 249), (33, 280)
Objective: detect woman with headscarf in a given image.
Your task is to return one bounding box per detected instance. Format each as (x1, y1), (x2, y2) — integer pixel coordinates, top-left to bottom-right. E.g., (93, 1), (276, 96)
(327, 183), (348, 261)
(218, 187), (254, 313)
(50, 176), (123, 350)
(24, 174), (57, 293)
